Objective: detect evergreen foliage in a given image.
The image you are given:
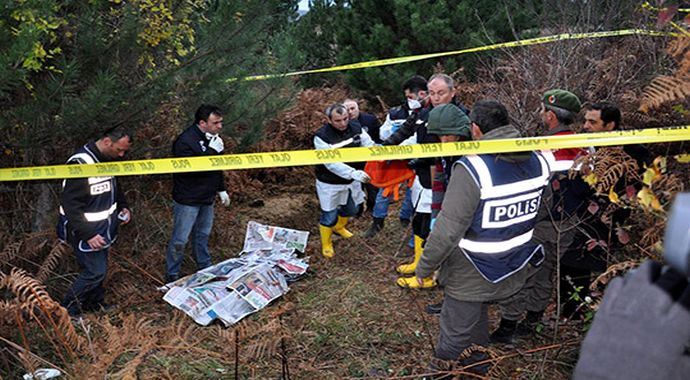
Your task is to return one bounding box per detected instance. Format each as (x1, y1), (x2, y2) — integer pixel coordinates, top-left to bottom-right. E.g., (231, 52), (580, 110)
(289, 0), (648, 104)
(0, 0), (301, 167)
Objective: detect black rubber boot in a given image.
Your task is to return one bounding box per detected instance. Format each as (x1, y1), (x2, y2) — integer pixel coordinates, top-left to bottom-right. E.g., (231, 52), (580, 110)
(489, 318), (518, 344)
(363, 217), (384, 238)
(515, 310), (543, 337)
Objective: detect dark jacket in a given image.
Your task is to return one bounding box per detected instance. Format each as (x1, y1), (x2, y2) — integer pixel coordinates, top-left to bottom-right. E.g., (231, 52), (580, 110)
(58, 142), (128, 249)
(357, 112), (382, 143)
(172, 124), (226, 205)
(313, 121), (364, 184)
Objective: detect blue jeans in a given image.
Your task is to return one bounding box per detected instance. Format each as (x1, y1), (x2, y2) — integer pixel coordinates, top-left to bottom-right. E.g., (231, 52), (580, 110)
(372, 186), (413, 220)
(62, 245), (108, 316)
(320, 192), (359, 227)
(166, 201), (214, 278)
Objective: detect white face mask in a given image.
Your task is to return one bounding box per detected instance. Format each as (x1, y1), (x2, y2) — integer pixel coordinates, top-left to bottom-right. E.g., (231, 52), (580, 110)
(407, 98), (422, 110)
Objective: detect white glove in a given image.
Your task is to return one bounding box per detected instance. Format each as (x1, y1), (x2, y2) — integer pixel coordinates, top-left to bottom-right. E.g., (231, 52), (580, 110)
(351, 170), (371, 183)
(207, 134), (224, 153)
(218, 191), (230, 207)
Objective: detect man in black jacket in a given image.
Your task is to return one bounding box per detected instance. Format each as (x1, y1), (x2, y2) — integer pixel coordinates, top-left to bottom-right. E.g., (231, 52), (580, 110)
(58, 126), (133, 316)
(165, 104), (229, 282)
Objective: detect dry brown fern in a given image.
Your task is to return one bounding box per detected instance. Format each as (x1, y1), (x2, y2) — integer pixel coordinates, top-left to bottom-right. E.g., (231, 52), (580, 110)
(0, 267), (85, 361)
(0, 241), (23, 264)
(590, 260), (639, 291)
(667, 36), (690, 78)
(112, 341), (156, 380)
(572, 147), (640, 194)
(639, 75), (690, 112)
(1, 268), (59, 318)
(35, 241), (69, 284)
(87, 314), (159, 378)
(639, 218), (666, 256)
(651, 172), (685, 204)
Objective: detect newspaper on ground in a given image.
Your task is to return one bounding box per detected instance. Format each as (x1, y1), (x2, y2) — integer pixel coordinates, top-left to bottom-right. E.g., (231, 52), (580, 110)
(160, 222), (309, 326)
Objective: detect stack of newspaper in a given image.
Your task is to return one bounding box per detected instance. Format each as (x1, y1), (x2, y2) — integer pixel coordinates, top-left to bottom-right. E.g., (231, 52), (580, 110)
(161, 221), (310, 326)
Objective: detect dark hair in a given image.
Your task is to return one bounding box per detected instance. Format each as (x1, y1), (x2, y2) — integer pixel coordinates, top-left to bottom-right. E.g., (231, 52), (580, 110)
(325, 103), (348, 118)
(402, 75), (428, 93)
(469, 100), (509, 133)
(588, 102), (621, 129)
(544, 104), (576, 125)
(194, 104), (223, 124)
(102, 126), (134, 143)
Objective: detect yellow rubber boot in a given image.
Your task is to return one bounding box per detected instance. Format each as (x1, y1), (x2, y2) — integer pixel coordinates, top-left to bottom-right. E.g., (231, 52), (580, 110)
(396, 276), (437, 289)
(319, 225), (335, 258)
(396, 235), (424, 274)
(333, 216), (353, 238)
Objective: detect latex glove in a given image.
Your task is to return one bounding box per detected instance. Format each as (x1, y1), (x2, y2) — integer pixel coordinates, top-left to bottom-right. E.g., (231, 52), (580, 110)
(573, 260), (690, 380)
(117, 208), (131, 225)
(207, 134), (224, 153)
(351, 170), (371, 183)
(218, 191), (230, 207)
(429, 218), (436, 231)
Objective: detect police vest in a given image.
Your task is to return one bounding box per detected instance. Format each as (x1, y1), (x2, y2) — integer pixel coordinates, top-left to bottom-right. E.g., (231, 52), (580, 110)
(57, 145), (119, 253)
(314, 122), (364, 184)
(456, 153), (551, 283)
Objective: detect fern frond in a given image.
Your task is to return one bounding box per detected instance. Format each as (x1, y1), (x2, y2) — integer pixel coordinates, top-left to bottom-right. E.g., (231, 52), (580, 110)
(35, 241), (68, 284)
(639, 75), (690, 112)
(590, 260), (639, 290)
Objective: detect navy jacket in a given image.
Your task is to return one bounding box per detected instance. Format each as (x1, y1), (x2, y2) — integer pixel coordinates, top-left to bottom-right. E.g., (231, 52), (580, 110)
(357, 112), (382, 143)
(58, 142), (128, 251)
(314, 121), (365, 184)
(172, 124), (226, 205)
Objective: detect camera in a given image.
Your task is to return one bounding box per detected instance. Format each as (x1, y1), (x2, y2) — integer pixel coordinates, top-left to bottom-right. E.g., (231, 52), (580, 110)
(663, 193), (690, 276)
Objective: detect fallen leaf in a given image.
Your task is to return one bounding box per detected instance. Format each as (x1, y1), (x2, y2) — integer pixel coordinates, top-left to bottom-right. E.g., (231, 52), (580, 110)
(600, 213), (611, 224)
(586, 239), (599, 251)
(637, 187), (662, 211)
(657, 5), (678, 26)
(616, 227), (630, 244)
(642, 167), (658, 186)
(586, 239), (608, 251)
(626, 185), (636, 200)
(587, 200), (600, 215)
(583, 173), (598, 187)
(675, 154), (690, 163)
(551, 178), (560, 191)
(653, 156), (667, 173)
(608, 187), (619, 203)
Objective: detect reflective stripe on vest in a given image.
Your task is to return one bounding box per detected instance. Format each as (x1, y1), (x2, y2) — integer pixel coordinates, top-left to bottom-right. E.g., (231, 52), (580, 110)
(541, 150), (575, 172)
(459, 229), (533, 253)
(464, 155), (551, 200)
(83, 203), (117, 222)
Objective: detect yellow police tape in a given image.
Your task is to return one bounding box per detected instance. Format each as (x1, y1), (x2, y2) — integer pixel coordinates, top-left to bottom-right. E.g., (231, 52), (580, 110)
(1, 126), (688, 182)
(232, 29), (677, 82)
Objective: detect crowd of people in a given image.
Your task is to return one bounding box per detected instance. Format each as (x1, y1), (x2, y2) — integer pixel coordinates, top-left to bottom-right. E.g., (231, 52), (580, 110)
(309, 73), (658, 374)
(56, 72), (690, 377)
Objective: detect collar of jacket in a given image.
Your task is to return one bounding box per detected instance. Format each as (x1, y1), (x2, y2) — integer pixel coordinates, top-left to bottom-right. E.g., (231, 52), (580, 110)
(88, 141), (109, 163)
(480, 125), (531, 162)
(326, 122), (353, 137)
(193, 123), (209, 140)
(543, 123), (574, 136)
